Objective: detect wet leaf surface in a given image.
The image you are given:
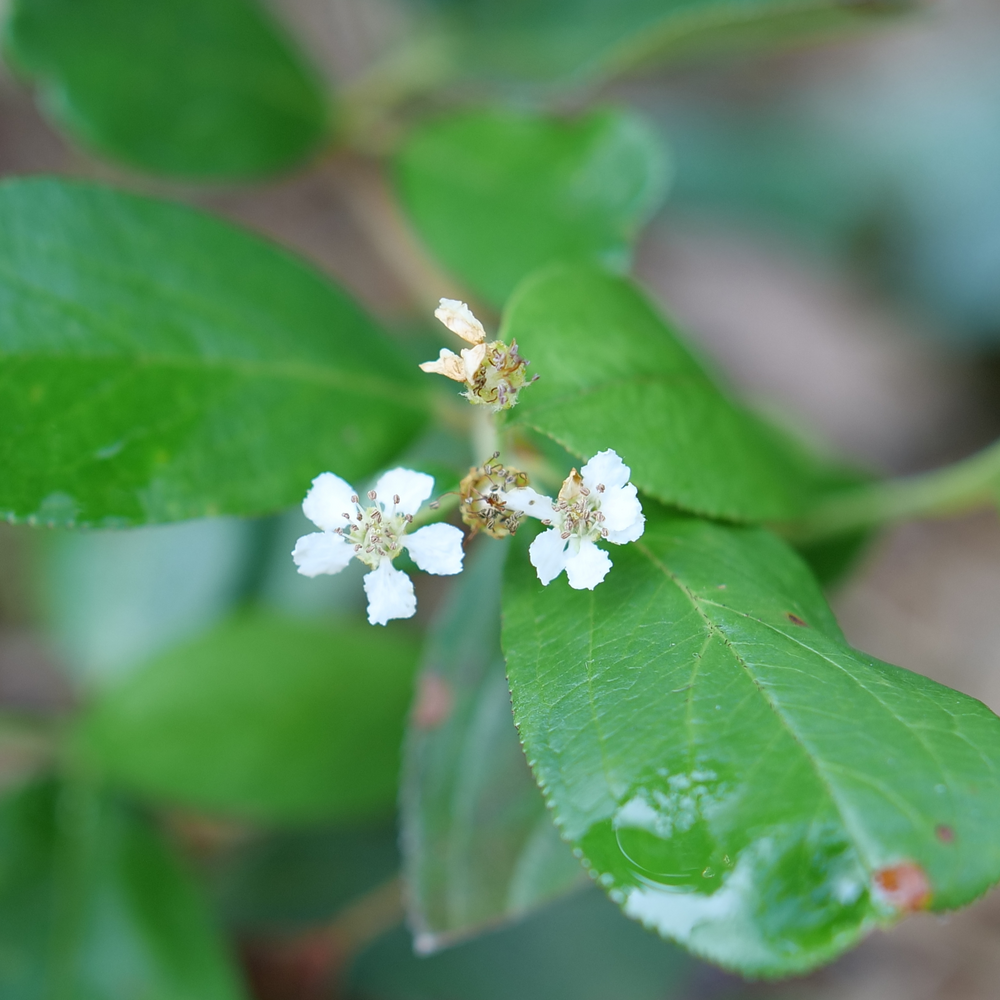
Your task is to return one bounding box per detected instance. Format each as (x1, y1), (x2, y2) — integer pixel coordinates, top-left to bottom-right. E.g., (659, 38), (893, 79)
(502, 512), (1000, 975)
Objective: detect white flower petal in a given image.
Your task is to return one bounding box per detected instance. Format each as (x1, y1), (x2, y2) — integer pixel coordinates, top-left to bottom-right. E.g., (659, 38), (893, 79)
(461, 343), (486, 381)
(302, 472), (356, 531)
(565, 539), (613, 590)
(291, 532), (354, 578)
(374, 468), (434, 517)
(363, 561), (417, 625)
(504, 487), (555, 522)
(581, 449), (631, 492)
(435, 298), (486, 344)
(606, 513), (646, 545)
(419, 349), (466, 382)
(528, 528), (569, 586)
(404, 523), (465, 575)
(599, 482), (644, 535)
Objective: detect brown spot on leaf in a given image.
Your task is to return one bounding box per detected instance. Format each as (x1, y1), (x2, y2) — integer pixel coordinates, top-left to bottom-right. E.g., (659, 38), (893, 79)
(786, 613), (808, 627)
(873, 862), (932, 912)
(413, 673), (453, 730)
(935, 824), (955, 843)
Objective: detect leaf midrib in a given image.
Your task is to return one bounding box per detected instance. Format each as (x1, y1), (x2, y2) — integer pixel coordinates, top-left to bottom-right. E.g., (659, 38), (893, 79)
(1, 349), (424, 407)
(0, 258), (420, 405)
(635, 539), (878, 876)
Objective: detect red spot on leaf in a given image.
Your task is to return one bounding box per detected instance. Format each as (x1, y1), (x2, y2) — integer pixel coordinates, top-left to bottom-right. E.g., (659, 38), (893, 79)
(873, 863), (932, 912)
(786, 613), (808, 627)
(413, 673), (453, 730)
(935, 824), (955, 843)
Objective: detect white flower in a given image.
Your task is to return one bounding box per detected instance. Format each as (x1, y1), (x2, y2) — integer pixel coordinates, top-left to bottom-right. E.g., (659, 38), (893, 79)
(292, 468), (465, 625)
(505, 450), (644, 591)
(419, 298), (536, 411)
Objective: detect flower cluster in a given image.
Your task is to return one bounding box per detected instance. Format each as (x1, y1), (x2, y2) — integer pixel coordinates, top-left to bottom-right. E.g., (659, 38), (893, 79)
(292, 306), (644, 623)
(419, 299), (536, 411)
(505, 450), (645, 590)
(292, 450), (644, 620)
(292, 468), (464, 625)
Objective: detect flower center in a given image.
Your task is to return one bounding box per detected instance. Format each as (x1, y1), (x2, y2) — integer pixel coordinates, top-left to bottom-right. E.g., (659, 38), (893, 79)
(338, 490), (410, 569)
(465, 339), (537, 410)
(460, 455), (528, 539)
(553, 472), (607, 542)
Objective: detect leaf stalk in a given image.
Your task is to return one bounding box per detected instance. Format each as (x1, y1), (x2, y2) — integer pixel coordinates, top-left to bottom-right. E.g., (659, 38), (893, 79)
(785, 438), (1000, 540)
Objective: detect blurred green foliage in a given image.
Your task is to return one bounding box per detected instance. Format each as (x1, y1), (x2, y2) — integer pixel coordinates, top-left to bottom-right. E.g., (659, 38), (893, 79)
(4, 0), (329, 178)
(73, 613), (421, 823)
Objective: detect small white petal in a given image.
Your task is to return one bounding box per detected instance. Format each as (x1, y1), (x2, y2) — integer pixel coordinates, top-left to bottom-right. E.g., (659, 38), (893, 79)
(435, 298), (487, 344)
(461, 343), (487, 381)
(363, 561), (417, 626)
(606, 513), (645, 545)
(404, 523), (465, 575)
(504, 487), (555, 521)
(419, 349), (466, 382)
(292, 532), (354, 577)
(528, 528), (569, 586)
(599, 482), (644, 536)
(302, 472), (356, 531)
(374, 468), (434, 518)
(581, 450), (631, 492)
(565, 539), (613, 590)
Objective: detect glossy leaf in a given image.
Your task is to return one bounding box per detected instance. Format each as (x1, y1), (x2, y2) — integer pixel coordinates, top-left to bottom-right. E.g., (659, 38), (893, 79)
(0, 779), (245, 999)
(503, 264), (838, 522)
(3, 0), (328, 179)
(0, 179), (427, 528)
(350, 888), (689, 1000)
(394, 108), (669, 305)
(401, 541), (583, 950)
(425, 0), (914, 85)
(502, 513), (1000, 975)
(73, 612), (421, 823)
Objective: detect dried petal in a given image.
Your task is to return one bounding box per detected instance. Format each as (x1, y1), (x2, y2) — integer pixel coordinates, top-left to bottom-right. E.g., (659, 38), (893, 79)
(434, 298), (486, 344)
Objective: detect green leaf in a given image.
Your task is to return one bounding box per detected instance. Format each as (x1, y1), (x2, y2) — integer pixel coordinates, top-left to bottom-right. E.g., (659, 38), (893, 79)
(394, 108), (669, 306)
(501, 513), (1000, 976)
(426, 0), (914, 85)
(0, 779), (245, 999)
(401, 541), (583, 949)
(503, 263), (837, 522)
(72, 611), (421, 823)
(349, 888), (689, 1000)
(3, 0), (328, 179)
(0, 178), (427, 528)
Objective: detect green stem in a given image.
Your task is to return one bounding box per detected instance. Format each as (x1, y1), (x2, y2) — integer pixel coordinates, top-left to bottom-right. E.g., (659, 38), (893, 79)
(471, 408), (499, 463)
(786, 439), (1000, 541)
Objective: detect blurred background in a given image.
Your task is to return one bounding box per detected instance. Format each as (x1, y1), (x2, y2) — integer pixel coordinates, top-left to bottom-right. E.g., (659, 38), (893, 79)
(2, 0), (1000, 997)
